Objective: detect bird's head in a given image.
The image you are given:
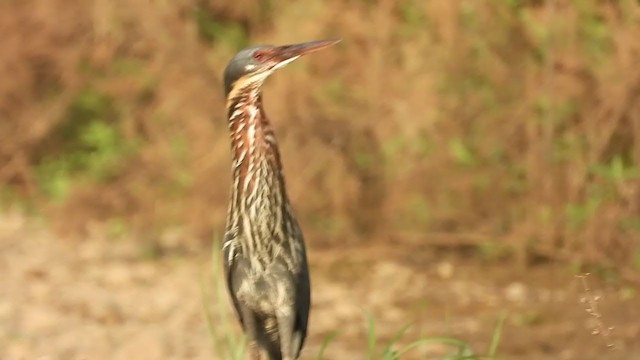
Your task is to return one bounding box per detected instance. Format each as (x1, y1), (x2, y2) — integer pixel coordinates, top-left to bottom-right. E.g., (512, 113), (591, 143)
(224, 39), (340, 97)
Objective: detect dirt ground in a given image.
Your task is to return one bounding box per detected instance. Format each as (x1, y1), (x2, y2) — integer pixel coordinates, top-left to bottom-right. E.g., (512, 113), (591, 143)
(1, 211), (639, 360)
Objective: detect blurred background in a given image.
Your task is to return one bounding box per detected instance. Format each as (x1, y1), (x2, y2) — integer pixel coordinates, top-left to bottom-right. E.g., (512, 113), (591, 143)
(1, 0), (639, 359)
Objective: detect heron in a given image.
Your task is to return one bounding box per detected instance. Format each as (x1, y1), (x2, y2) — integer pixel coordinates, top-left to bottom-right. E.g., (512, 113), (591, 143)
(221, 39), (339, 360)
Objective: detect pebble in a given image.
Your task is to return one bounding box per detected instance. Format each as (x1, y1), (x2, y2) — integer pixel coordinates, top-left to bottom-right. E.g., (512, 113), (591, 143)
(505, 282), (528, 303)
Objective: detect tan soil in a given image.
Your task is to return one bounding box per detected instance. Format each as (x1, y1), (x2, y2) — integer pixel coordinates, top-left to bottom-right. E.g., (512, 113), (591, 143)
(1, 212), (639, 359)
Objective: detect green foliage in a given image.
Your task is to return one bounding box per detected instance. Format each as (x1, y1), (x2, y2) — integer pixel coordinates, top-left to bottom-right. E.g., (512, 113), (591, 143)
(565, 197), (601, 231)
(36, 89), (134, 200)
(503, 0), (523, 10)
(552, 134), (587, 163)
(36, 161), (72, 201)
(382, 135), (408, 162)
(449, 138), (476, 167)
(619, 285), (637, 301)
(322, 78), (348, 106)
(535, 96), (579, 128)
(477, 242), (511, 262)
(163, 136), (194, 197)
(521, 10), (552, 64)
(355, 311), (501, 360)
(401, 195), (431, 228)
(354, 151), (375, 170)
(316, 331), (340, 360)
(106, 217), (128, 239)
(397, 0), (427, 38)
(591, 265), (620, 282)
(0, 186), (30, 212)
(193, 6), (249, 50)
(619, 216), (640, 233)
(576, 0), (613, 63)
(257, 0), (274, 20)
(592, 155), (639, 183)
(459, 2), (479, 30)
(488, 312), (507, 357)
(110, 57), (146, 76)
(312, 215), (345, 236)
(627, 251), (640, 275)
(411, 135), (433, 157)
(382, 134), (432, 166)
(513, 310), (544, 327)
(203, 277), (504, 360)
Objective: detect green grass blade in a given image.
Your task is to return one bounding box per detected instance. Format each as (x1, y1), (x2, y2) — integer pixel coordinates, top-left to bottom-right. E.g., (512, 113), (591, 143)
(316, 330), (340, 360)
(199, 274), (218, 353)
(365, 311), (377, 359)
(488, 312), (507, 358)
(208, 237), (246, 359)
(381, 323), (413, 359)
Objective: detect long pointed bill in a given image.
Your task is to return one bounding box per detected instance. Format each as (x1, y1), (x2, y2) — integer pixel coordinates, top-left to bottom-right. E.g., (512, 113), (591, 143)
(271, 39), (340, 68)
(227, 39), (340, 99)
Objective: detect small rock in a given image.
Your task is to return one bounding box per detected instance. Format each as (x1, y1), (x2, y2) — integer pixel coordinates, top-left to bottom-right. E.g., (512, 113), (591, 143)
(436, 261), (454, 279)
(505, 282), (528, 303)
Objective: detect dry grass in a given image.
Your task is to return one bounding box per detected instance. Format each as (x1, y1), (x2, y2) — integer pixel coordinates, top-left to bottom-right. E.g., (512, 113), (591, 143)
(1, 0), (640, 277)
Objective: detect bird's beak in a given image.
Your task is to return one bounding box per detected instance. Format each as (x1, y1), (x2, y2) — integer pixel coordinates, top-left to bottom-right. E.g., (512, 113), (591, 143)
(271, 39), (340, 68)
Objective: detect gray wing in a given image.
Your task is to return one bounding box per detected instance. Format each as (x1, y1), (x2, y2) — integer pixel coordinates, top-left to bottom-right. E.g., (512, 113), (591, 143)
(222, 234), (245, 329)
(293, 257), (311, 356)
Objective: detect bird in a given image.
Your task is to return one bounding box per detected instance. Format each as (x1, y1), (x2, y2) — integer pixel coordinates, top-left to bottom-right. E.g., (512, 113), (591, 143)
(221, 39), (339, 360)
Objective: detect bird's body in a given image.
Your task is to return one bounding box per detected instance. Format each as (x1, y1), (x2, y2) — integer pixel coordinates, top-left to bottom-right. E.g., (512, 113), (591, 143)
(221, 40), (338, 360)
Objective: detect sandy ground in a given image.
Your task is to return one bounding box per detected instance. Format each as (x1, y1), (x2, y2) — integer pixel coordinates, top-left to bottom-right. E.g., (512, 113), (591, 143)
(1, 211), (639, 360)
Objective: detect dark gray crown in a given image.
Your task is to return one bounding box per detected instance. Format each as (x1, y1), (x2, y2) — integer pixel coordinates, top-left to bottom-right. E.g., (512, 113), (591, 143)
(223, 45), (270, 95)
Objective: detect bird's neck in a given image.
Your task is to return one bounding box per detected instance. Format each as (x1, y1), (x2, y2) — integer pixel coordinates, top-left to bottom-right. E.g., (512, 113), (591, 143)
(226, 90), (289, 213)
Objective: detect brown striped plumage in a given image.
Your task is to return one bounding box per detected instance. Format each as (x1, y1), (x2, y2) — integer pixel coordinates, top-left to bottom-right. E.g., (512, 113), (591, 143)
(221, 40), (339, 360)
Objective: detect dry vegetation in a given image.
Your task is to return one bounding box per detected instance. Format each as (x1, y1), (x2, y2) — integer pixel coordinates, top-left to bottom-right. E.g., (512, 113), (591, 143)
(1, 0), (640, 279)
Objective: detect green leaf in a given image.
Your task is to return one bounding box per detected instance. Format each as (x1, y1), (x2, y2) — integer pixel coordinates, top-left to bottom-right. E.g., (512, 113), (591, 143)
(449, 138), (476, 166)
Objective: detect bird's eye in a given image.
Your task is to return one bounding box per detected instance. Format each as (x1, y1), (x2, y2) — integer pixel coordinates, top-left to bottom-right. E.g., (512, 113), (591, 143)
(253, 52), (266, 61)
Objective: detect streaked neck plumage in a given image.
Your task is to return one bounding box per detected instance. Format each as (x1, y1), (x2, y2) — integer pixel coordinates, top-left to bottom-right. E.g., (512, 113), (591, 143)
(226, 85), (287, 209)
(224, 83), (303, 271)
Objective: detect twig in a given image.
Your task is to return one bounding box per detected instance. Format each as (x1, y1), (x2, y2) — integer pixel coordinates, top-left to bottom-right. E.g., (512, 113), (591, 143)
(576, 273), (615, 349)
